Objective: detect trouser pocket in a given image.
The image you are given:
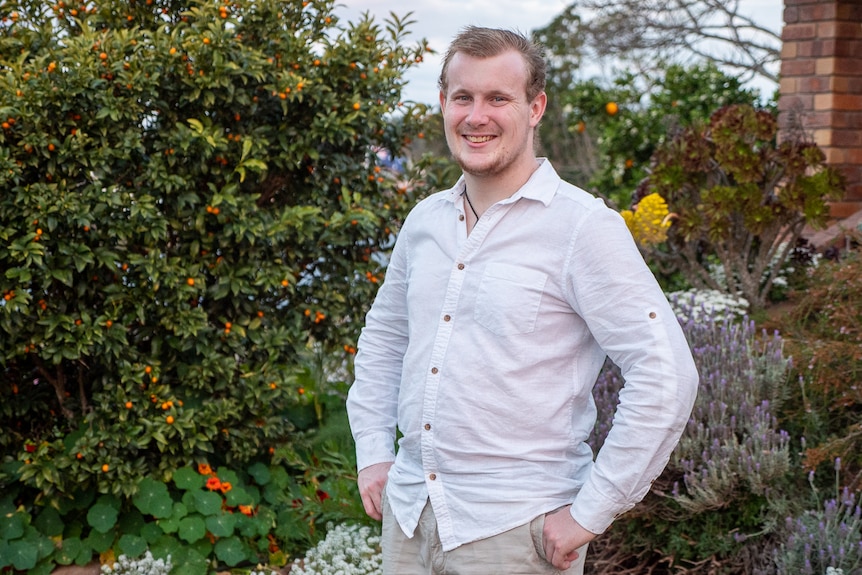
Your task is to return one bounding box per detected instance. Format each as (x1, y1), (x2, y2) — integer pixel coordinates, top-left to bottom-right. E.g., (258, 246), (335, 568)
(529, 512), (547, 562)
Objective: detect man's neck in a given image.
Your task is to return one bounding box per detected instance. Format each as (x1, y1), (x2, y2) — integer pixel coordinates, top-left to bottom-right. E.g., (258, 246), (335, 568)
(463, 158), (541, 210)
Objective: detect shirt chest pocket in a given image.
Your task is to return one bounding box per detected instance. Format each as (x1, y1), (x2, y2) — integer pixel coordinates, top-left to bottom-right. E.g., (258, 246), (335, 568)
(474, 263), (548, 336)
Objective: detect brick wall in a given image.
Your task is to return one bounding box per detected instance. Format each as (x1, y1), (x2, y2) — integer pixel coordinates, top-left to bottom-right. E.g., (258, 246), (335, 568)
(778, 0), (862, 218)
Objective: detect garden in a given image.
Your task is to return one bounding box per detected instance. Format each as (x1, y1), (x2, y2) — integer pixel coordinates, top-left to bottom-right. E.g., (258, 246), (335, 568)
(1, 1), (861, 574)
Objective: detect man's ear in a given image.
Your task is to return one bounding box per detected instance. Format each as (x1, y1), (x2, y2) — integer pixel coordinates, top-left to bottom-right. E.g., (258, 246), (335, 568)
(530, 91), (547, 127)
(439, 90), (446, 111)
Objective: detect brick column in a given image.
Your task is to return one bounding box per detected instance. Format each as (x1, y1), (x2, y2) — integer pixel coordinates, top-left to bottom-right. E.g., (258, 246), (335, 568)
(778, 0), (862, 219)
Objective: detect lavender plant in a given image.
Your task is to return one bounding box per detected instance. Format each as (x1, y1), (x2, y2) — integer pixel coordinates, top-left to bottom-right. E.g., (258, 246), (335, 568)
(590, 297), (792, 565)
(772, 488), (862, 575)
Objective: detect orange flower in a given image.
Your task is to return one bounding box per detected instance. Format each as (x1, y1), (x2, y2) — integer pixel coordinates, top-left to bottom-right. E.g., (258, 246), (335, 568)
(218, 481), (232, 494)
(197, 462), (213, 475)
(205, 477), (222, 491)
(238, 504), (254, 516)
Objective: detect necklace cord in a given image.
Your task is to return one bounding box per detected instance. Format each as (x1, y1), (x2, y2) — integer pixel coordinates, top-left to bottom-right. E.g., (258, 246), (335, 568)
(463, 190), (480, 221)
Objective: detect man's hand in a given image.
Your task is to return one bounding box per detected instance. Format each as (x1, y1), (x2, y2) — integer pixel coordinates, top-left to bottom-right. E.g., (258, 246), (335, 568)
(357, 461), (393, 521)
(542, 505), (597, 570)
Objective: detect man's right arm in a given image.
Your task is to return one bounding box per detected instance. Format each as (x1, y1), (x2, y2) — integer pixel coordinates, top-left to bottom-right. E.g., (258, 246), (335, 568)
(346, 231), (411, 515)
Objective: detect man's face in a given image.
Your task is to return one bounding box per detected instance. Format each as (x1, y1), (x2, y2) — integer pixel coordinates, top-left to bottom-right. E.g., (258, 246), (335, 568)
(439, 50), (546, 180)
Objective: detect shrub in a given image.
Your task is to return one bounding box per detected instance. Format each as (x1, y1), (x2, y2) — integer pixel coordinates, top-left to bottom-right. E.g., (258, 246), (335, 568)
(588, 299), (795, 572)
(0, 0), (427, 571)
(634, 104), (845, 310)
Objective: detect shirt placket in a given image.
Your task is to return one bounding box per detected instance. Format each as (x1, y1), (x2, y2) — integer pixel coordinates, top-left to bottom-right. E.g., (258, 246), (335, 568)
(418, 203), (501, 544)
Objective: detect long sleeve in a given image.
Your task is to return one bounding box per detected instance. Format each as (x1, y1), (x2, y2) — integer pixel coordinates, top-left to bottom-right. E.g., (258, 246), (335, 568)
(346, 227), (411, 473)
(565, 207), (699, 534)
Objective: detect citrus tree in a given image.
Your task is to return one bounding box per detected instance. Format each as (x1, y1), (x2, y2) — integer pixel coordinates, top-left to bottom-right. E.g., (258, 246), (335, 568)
(0, 0), (428, 571)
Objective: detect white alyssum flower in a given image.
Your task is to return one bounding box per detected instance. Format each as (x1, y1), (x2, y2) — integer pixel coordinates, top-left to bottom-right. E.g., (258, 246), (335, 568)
(825, 567), (844, 575)
(100, 550), (172, 575)
(291, 522), (382, 575)
(668, 288), (750, 323)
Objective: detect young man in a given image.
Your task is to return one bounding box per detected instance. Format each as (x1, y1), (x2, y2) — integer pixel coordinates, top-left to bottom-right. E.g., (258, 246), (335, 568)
(346, 26), (699, 575)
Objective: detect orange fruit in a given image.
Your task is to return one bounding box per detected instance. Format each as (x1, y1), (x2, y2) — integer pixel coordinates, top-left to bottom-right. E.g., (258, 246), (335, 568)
(186, 277), (195, 286)
(101, 463), (109, 472)
(166, 415), (174, 424)
(125, 401), (133, 409)
(605, 101), (619, 116)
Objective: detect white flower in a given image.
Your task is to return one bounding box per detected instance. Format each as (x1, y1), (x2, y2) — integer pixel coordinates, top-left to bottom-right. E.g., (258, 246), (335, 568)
(291, 522), (382, 575)
(100, 551), (172, 575)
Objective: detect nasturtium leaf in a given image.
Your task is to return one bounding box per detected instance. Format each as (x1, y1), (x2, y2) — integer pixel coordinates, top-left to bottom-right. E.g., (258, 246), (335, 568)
(87, 503), (119, 533)
(178, 516), (206, 543)
(0, 513), (25, 540)
(7, 540), (39, 571)
(34, 507), (63, 537)
(214, 536), (246, 567)
(54, 537), (82, 565)
(192, 490), (222, 516)
(140, 522), (164, 545)
(118, 533), (147, 558)
(132, 478), (172, 518)
(205, 512), (236, 538)
(247, 462), (270, 485)
(173, 466), (204, 491)
(84, 528), (114, 553)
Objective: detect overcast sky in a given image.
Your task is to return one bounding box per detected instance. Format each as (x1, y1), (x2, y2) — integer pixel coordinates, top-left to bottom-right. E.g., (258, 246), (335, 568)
(334, 0), (784, 106)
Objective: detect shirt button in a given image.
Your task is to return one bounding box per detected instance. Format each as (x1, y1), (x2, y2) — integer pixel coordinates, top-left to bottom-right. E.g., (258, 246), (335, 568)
(459, 214), (465, 221)
(431, 367), (438, 374)
(424, 423), (431, 431)
(457, 263), (465, 270)
(429, 473), (437, 481)
(649, 312), (657, 319)
(443, 314), (451, 322)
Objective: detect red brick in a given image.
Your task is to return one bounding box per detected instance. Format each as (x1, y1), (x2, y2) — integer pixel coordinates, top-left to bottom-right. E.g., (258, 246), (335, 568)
(830, 129), (862, 146)
(781, 59), (817, 76)
(777, 93), (815, 112)
(799, 76), (831, 93)
(783, 23), (818, 41)
(833, 39), (862, 58)
(831, 111), (862, 129)
(800, 3), (837, 21)
(827, 201), (862, 219)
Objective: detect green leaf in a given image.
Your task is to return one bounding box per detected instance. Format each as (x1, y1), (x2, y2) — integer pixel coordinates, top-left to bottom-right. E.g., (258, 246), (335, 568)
(173, 466), (204, 491)
(247, 462), (271, 485)
(118, 534), (147, 558)
(205, 512), (236, 538)
(0, 513), (25, 540)
(133, 478), (173, 518)
(54, 537), (83, 566)
(192, 491), (223, 516)
(178, 516), (206, 543)
(84, 528), (114, 553)
(87, 503), (118, 533)
(34, 507), (63, 537)
(214, 536), (247, 567)
(7, 539), (39, 571)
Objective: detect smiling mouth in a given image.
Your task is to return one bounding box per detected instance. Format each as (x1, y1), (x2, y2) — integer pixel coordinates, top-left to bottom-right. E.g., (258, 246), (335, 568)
(465, 135), (494, 143)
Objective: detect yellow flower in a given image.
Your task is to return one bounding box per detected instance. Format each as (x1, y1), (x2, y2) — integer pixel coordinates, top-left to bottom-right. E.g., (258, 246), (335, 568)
(622, 193), (673, 247)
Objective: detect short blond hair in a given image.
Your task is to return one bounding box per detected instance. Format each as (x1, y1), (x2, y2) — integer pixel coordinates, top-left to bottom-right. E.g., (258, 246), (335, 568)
(438, 26), (547, 102)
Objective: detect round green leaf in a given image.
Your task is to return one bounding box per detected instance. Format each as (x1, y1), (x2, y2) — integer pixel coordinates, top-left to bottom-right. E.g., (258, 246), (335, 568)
(214, 536), (247, 567)
(7, 540), (39, 571)
(205, 512), (236, 538)
(192, 491), (223, 516)
(132, 478), (173, 519)
(173, 466), (204, 491)
(178, 516), (207, 544)
(87, 503), (119, 534)
(247, 463), (270, 486)
(34, 507), (63, 538)
(117, 534), (147, 558)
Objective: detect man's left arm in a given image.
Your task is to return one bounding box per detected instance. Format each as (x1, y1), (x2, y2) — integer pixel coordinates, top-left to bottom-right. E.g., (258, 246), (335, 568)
(550, 206), (700, 562)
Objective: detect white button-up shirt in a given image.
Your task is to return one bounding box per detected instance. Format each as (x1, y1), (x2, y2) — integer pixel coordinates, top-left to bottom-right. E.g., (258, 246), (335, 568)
(347, 159), (698, 552)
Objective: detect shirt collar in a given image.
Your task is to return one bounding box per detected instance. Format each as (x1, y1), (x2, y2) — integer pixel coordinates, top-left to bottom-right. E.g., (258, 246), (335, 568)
(445, 158), (559, 207)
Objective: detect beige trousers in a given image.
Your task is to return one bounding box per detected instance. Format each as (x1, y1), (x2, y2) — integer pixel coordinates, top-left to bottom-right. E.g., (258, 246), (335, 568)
(382, 496), (588, 575)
